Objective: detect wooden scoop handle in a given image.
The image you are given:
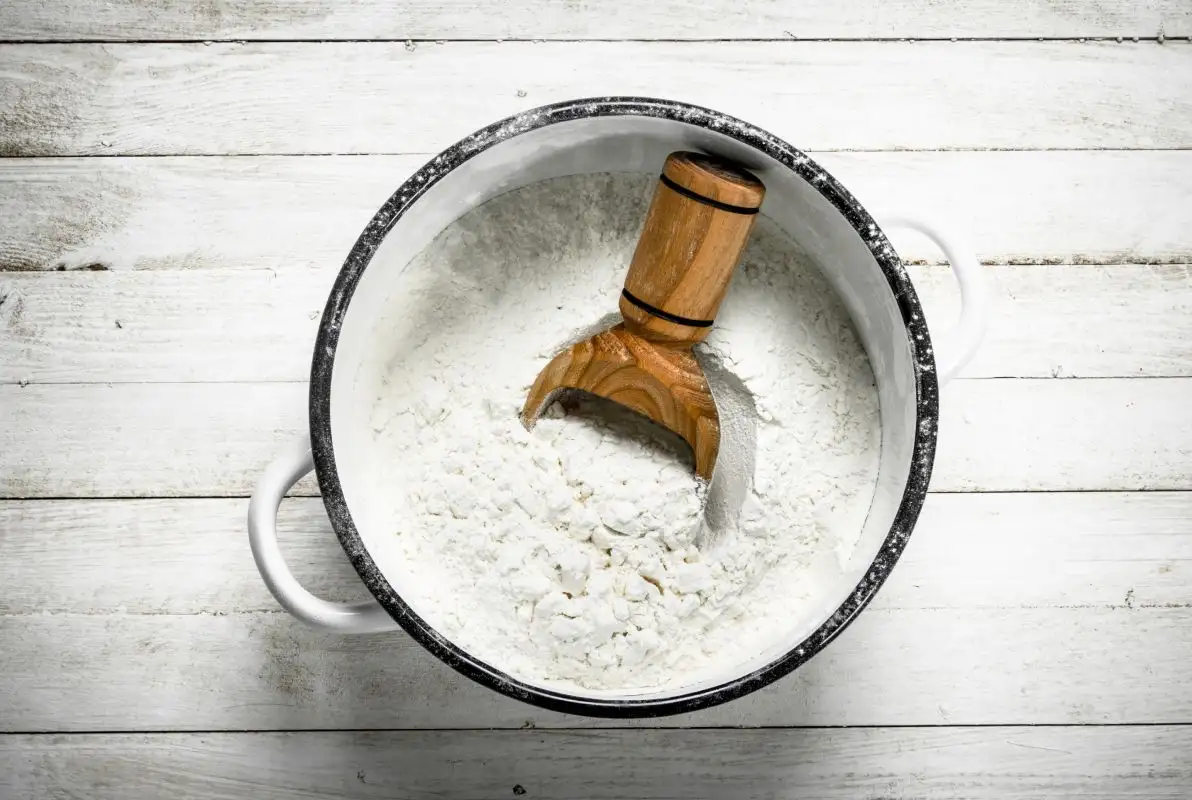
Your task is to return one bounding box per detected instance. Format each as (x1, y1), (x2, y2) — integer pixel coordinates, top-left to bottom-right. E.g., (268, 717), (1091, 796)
(619, 151), (765, 344)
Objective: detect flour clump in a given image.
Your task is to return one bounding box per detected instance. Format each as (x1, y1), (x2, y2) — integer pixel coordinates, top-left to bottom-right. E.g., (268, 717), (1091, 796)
(358, 173), (881, 692)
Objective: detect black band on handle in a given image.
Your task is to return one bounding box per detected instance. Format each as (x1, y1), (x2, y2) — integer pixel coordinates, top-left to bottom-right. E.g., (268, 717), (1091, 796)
(621, 289), (714, 328)
(659, 173), (761, 215)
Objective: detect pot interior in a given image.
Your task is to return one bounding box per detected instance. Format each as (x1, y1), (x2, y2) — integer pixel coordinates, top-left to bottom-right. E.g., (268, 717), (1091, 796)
(328, 113), (919, 701)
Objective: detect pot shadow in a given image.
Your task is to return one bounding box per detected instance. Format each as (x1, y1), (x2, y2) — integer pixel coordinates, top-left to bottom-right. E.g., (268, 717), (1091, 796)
(696, 350), (759, 551)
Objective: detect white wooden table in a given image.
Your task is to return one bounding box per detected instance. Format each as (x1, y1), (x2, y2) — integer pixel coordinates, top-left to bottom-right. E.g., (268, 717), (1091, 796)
(2, 2), (1191, 797)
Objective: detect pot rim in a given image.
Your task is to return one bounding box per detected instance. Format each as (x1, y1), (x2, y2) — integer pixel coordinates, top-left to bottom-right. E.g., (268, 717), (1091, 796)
(309, 96), (938, 718)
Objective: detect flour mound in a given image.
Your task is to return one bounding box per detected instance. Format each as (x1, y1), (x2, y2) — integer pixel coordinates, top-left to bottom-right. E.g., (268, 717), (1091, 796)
(360, 173), (880, 693)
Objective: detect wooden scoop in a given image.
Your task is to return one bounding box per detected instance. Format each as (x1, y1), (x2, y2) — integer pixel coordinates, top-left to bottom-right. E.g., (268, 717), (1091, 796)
(521, 151), (765, 480)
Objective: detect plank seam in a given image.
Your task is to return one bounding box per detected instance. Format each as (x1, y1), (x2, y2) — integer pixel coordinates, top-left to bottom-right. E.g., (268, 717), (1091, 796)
(5, 260), (1192, 273)
(3, 490), (1188, 502)
(4, 723), (1192, 735)
(4, 603), (1190, 618)
(0, 37), (1186, 44)
(4, 147), (1192, 159)
(4, 487), (1190, 500)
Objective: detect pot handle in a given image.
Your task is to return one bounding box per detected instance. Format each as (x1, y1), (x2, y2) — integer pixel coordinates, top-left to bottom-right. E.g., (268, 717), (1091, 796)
(877, 213), (989, 387)
(248, 433), (398, 634)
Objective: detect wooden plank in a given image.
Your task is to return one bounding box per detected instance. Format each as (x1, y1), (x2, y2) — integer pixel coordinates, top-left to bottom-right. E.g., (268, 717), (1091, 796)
(0, 498), (366, 615)
(938, 378), (1192, 492)
(0, 270), (330, 383)
(3, 378), (1189, 498)
(2, 728), (1190, 799)
(4, 264), (1191, 384)
(2, 0), (1188, 41)
(0, 606), (1188, 729)
(4, 152), (1191, 272)
(907, 264), (1192, 379)
(895, 492), (1192, 610)
(2, 42), (1189, 155)
(2, 493), (1188, 616)
(0, 382), (317, 499)
(0, 155), (421, 272)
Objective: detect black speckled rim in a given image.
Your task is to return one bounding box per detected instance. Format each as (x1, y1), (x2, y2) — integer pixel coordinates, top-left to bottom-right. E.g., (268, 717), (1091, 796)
(310, 97), (938, 718)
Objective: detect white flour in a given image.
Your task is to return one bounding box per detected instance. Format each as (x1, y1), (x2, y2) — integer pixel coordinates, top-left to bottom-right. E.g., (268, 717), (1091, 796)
(359, 173), (880, 693)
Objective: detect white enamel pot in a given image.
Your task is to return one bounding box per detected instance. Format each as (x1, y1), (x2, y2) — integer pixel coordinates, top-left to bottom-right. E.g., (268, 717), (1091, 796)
(249, 97), (988, 718)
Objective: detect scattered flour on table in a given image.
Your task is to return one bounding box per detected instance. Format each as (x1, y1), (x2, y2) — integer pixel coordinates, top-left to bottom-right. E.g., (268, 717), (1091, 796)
(356, 173), (881, 693)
